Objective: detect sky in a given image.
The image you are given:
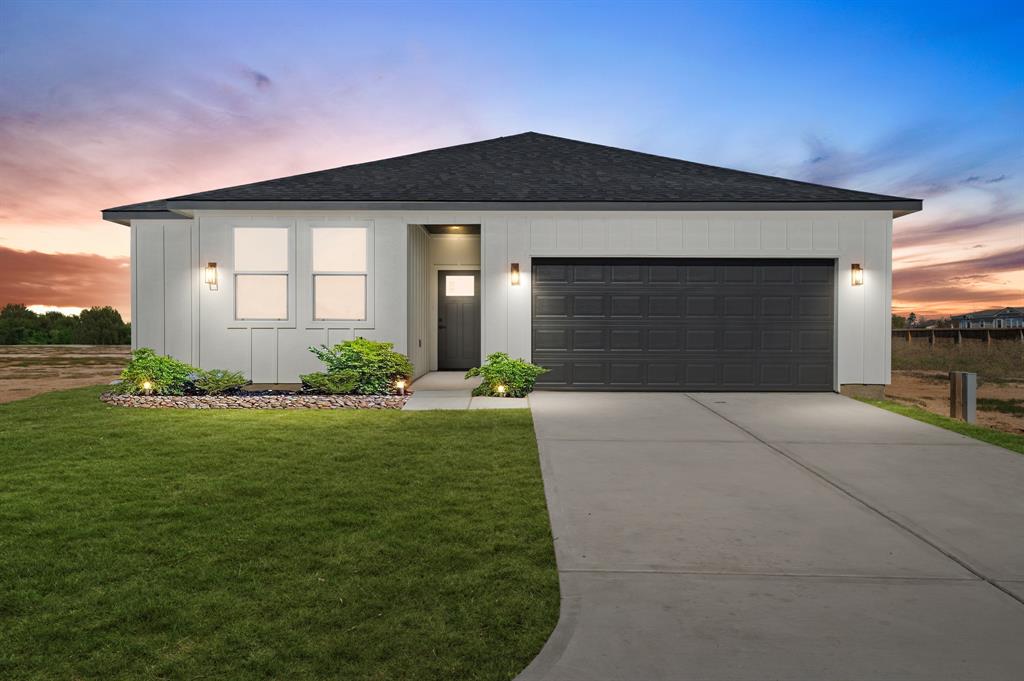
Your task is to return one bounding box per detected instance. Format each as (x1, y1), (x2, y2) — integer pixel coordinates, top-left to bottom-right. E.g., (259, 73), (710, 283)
(0, 0), (1021, 320)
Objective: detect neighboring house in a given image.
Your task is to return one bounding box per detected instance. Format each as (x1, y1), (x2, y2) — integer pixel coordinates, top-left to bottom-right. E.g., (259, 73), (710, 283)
(951, 307), (1024, 329)
(102, 132), (921, 392)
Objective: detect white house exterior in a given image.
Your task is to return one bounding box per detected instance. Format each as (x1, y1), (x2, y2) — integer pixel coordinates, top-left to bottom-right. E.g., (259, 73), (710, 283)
(103, 133), (921, 394)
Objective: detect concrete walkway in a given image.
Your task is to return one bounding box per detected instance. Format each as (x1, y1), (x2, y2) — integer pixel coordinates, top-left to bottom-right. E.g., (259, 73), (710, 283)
(402, 371), (529, 410)
(519, 392), (1024, 681)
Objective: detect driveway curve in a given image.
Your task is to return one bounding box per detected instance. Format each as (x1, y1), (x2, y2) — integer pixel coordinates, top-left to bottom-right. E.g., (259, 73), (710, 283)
(518, 392), (1024, 681)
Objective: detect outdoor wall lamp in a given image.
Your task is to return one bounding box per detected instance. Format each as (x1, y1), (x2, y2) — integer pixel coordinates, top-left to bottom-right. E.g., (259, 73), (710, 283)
(510, 262), (521, 286)
(851, 263), (864, 286)
(204, 262), (218, 289)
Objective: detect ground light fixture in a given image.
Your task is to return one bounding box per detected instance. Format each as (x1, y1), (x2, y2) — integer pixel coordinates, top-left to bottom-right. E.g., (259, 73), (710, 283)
(851, 263), (864, 286)
(395, 379), (406, 395)
(496, 384), (507, 396)
(141, 380), (153, 394)
(510, 262), (520, 286)
(204, 262), (218, 289)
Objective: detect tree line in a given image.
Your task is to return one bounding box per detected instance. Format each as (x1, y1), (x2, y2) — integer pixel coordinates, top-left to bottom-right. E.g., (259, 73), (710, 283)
(0, 304), (131, 345)
(892, 312), (954, 329)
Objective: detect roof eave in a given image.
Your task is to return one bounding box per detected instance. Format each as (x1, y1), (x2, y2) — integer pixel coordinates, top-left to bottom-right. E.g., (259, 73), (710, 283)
(101, 209), (192, 225)
(166, 199), (923, 216)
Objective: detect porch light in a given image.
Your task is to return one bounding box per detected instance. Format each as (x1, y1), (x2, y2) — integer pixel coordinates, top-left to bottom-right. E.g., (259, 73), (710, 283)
(204, 262), (218, 289)
(510, 262), (521, 286)
(851, 263), (864, 286)
(496, 384), (507, 396)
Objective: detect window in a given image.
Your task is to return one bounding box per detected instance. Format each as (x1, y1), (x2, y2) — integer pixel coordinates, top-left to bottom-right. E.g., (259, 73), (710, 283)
(312, 227), (368, 320)
(445, 275), (475, 297)
(234, 228), (289, 320)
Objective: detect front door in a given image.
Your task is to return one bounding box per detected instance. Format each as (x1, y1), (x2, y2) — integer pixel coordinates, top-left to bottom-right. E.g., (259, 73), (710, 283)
(438, 270), (481, 370)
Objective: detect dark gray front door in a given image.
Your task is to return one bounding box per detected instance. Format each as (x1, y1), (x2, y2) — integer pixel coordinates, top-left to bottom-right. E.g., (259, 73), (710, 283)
(532, 258), (834, 391)
(438, 270), (481, 370)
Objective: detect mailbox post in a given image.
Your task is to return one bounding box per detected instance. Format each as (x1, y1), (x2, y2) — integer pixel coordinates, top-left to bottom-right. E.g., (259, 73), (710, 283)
(949, 371), (977, 423)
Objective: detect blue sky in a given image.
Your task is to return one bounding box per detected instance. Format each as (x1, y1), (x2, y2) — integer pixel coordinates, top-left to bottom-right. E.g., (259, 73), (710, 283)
(1, 0), (1021, 315)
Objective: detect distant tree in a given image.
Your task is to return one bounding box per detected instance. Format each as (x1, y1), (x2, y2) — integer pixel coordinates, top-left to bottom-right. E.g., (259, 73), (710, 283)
(907, 312), (918, 328)
(934, 317), (953, 329)
(892, 314), (907, 329)
(0, 304), (35, 344)
(73, 307), (131, 344)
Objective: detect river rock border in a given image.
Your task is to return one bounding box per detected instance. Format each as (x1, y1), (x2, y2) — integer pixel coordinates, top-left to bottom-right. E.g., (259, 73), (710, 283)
(100, 392), (409, 410)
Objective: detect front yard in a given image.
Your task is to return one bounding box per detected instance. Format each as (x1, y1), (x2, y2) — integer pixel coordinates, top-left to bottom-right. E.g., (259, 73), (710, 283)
(0, 387), (558, 679)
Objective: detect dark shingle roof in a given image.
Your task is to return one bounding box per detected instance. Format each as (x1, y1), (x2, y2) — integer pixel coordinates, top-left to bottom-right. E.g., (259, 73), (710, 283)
(103, 132), (920, 222)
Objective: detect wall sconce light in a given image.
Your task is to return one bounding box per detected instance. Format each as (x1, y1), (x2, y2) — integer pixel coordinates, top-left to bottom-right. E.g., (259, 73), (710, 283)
(510, 262), (521, 286)
(204, 262), (218, 289)
(851, 263), (864, 286)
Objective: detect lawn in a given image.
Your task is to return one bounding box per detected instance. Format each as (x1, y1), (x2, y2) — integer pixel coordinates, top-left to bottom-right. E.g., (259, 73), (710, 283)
(0, 386), (559, 680)
(858, 398), (1024, 455)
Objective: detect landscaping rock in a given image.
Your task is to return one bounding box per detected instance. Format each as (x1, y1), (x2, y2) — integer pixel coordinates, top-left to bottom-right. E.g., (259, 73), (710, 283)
(100, 392), (409, 410)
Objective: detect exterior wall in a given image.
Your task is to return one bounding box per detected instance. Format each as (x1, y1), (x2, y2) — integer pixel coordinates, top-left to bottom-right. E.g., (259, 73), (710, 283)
(407, 226), (431, 378)
(480, 211), (894, 388)
(130, 219), (195, 363)
(132, 209), (893, 388)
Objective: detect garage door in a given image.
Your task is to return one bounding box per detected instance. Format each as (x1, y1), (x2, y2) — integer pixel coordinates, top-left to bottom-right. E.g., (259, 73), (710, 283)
(532, 258), (834, 391)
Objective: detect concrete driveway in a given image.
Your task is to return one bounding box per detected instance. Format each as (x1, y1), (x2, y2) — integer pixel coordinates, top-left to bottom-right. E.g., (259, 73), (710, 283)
(519, 392), (1024, 681)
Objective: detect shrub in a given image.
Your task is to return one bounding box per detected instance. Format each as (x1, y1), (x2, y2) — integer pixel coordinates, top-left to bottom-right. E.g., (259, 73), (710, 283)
(308, 338), (413, 395)
(192, 369), (248, 395)
(115, 348), (195, 395)
(466, 352), (547, 397)
(299, 370), (360, 395)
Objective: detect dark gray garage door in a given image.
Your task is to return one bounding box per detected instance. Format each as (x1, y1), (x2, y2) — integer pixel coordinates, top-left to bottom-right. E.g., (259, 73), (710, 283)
(532, 258), (834, 391)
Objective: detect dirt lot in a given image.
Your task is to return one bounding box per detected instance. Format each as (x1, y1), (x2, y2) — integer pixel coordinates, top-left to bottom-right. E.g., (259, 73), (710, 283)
(887, 370), (1024, 436)
(0, 345), (130, 404)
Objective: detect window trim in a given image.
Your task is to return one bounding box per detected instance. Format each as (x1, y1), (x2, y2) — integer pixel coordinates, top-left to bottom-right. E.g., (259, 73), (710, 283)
(304, 221), (374, 327)
(231, 224), (295, 324)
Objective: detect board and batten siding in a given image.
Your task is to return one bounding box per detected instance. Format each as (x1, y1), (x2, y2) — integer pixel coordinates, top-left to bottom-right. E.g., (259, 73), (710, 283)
(131, 209), (892, 388)
(480, 211), (893, 388)
(406, 225), (431, 378)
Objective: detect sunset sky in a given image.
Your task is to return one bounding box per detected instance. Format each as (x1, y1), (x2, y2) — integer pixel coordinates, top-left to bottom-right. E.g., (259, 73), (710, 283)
(1, 0), (1021, 320)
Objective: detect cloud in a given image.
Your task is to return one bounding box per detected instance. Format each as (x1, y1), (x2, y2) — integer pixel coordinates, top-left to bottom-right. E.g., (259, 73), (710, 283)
(894, 209), (1024, 249)
(0, 247), (130, 317)
(893, 246), (1024, 314)
(243, 68), (272, 90)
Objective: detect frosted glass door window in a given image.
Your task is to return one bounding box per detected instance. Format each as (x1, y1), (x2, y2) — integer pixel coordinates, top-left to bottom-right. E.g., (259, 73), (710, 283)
(445, 275), (475, 296)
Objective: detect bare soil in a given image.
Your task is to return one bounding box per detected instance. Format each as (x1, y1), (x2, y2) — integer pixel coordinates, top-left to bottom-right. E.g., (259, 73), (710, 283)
(887, 370), (1024, 435)
(0, 345), (131, 404)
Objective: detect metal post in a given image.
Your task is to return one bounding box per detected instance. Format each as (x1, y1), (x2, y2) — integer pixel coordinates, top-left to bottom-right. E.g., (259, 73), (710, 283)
(949, 371), (976, 423)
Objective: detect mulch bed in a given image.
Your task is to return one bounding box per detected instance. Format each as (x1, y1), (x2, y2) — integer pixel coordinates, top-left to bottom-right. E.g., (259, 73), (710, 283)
(100, 392), (409, 410)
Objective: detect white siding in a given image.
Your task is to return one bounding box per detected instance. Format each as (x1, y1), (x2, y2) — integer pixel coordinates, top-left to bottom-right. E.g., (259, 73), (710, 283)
(407, 225), (431, 378)
(131, 209), (894, 388)
(131, 219), (192, 363)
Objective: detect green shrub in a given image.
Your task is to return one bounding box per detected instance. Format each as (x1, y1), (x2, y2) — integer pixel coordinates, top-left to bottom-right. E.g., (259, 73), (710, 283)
(299, 370), (360, 395)
(308, 338), (413, 395)
(115, 348), (195, 395)
(192, 369), (248, 395)
(466, 352), (547, 397)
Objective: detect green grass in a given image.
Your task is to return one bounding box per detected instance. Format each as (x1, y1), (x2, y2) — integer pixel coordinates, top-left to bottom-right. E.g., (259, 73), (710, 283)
(858, 398), (1024, 455)
(977, 397), (1024, 416)
(0, 387), (559, 680)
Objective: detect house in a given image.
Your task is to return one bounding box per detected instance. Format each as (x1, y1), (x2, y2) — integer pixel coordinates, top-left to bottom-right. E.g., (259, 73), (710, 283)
(952, 307), (1024, 329)
(102, 132), (921, 393)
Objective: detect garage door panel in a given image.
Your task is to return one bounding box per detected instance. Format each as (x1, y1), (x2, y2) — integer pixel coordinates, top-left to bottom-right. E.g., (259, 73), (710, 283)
(533, 258), (834, 391)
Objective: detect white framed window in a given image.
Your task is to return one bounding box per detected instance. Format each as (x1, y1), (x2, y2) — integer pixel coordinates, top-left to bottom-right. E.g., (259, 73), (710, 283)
(234, 227), (289, 320)
(312, 227), (368, 321)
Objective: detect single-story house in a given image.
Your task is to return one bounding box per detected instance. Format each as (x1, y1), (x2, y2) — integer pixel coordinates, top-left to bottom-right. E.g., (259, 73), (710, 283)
(102, 132), (921, 393)
(951, 307), (1024, 329)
